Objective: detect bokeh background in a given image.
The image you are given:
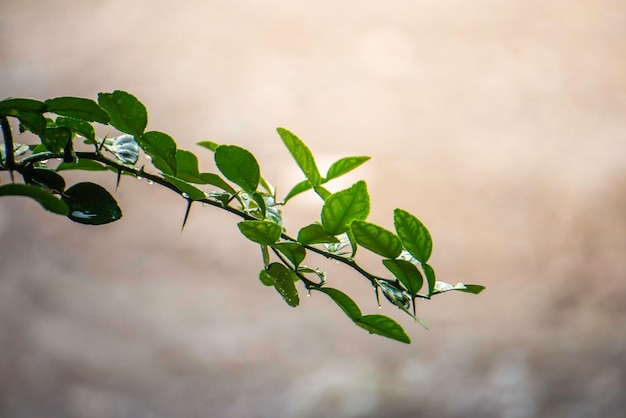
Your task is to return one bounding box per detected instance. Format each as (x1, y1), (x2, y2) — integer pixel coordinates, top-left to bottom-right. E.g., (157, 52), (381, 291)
(1, 1), (626, 417)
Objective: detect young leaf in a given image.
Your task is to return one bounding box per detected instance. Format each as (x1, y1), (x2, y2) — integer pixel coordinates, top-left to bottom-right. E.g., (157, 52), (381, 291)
(266, 262), (299, 307)
(321, 180), (370, 235)
(317, 287), (362, 321)
(326, 156), (370, 180)
(214, 145), (260, 192)
(277, 127), (322, 186)
(175, 150), (205, 183)
(45, 97), (110, 124)
(297, 223), (339, 245)
(40, 127), (72, 153)
(102, 134), (139, 165)
(382, 259), (423, 298)
(97, 90), (147, 137)
(351, 220), (402, 259)
(238, 220), (282, 245)
(282, 179), (313, 203)
(455, 284), (486, 294)
(422, 263), (436, 297)
(313, 185), (331, 201)
(197, 141), (219, 152)
(55, 117), (95, 143)
(394, 208), (433, 263)
(272, 242), (306, 268)
(354, 315), (411, 344)
(139, 131), (177, 176)
(432, 282), (486, 295)
(0, 183), (68, 215)
(62, 182), (122, 225)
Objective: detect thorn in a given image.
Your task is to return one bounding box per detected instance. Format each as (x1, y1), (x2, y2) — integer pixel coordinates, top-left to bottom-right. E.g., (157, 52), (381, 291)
(181, 199), (193, 232)
(375, 286), (381, 308)
(115, 169), (122, 191)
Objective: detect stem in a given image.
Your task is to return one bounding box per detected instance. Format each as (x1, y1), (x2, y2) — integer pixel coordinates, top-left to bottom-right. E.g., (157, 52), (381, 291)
(1, 116), (15, 169)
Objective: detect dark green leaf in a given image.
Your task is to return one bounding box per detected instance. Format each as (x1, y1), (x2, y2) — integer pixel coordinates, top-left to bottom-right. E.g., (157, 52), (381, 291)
(175, 150), (205, 183)
(321, 180), (370, 235)
(422, 263), (436, 297)
(45, 97), (110, 124)
(24, 168), (66, 192)
(283, 179), (313, 203)
(277, 127), (322, 186)
(139, 131), (177, 176)
(272, 242), (306, 268)
(199, 172), (236, 194)
(297, 223), (339, 245)
(351, 220), (402, 259)
(162, 174), (206, 201)
(102, 134), (139, 165)
(238, 220), (282, 245)
(13, 111), (47, 134)
(326, 156), (370, 180)
(394, 208), (433, 263)
(250, 192), (267, 219)
(0, 183), (68, 215)
(55, 117), (95, 142)
(97, 90), (147, 136)
(355, 314), (411, 344)
(214, 145), (260, 192)
(317, 287), (362, 321)
(56, 159), (108, 172)
(40, 127), (72, 153)
(62, 182), (122, 225)
(266, 262), (299, 307)
(382, 259), (423, 298)
(197, 141), (219, 152)
(0, 98), (47, 114)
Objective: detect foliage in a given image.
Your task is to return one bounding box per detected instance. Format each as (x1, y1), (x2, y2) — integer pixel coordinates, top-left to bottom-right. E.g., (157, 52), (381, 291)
(0, 91), (485, 344)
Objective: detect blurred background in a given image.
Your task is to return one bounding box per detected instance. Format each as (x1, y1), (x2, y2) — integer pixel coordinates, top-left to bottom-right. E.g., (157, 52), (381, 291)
(1, 1), (625, 417)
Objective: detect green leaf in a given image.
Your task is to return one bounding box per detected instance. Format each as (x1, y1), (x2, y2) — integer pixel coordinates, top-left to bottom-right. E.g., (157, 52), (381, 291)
(321, 180), (370, 235)
(56, 159), (108, 172)
(432, 282), (486, 295)
(326, 156), (370, 180)
(13, 111), (47, 134)
(317, 287), (362, 321)
(23, 168), (66, 192)
(40, 127), (72, 153)
(259, 269), (274, 286)
(214, 145), (260, 192)
(283, 179), (313, 203)
(272, 242), (306, 268)
(199, 172), (236, 194)
(277, 127), (322, 186)
(355, 314), (411, 344)
(394, 208), (433, 263)
(97, 90), (147, 136)
(45, 97), (110, 124)
(62, 182), (122, 225)
(162, 174), (206, 201)
(297, 223), (339, 245)
(175, 150), (205, 183)
(55, 117), (95, 142)
(0, 98), (47, 114)
(139, 131), (177, 176)
(382, 259), (423, 298)
(351, 220), (402, 259)
(102, 134), (139, 165)
(266, 262), (299, 307)
(238, 220), (282, 245)
(197, 140), (219, 152)
(456, 284), (486, 294)
(0, 183), (68, 215)
(313, 185), (331, 201)
(422, 263), (436, 297)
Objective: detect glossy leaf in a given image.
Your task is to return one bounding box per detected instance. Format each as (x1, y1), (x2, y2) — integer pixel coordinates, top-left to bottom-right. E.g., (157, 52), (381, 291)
(200, 172), (236, 194)
(102, 134), (139, 165)
(297, 223), (339, 245)
(0, 183), (68, 215)
(383, 259), (423, 298)
(277, 127), (322, 186)
(56, 159), (108, 172)
(24, 168), (66, 192)
(351, 220), (402, 259)
(355, 315), (411, 344)
(175, 150), (205, 183)
(422, 263), (436, 297)
(317, 287), (362, 321)
(197, 140), (219, 152)
(45, 97), (110, 124)
(238, 220), (282, 245)
(321, 180), (370, 235)
(162, 174), (205, 201)
(62, 182), (122, 225)
(266, 262), (299, 307)
(40, 127), (72, 153)
(326, 156), (370, 180)
(259, 269), (274, 286)
(283, 179), (312, 203)
(139, 131), (177, 175)
(394, 208), (433, 263)
(55, 117), (95, 142)
(272, 242), (306, 268)
(97, 90), (147, 136)
(0, 98), (47, 114)
(214, 145), (260, 192)
(433, 282), (486, 295)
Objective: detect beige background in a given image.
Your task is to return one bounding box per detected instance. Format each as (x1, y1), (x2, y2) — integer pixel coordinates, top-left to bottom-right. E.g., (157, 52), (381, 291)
(1, 1), (625, 417)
